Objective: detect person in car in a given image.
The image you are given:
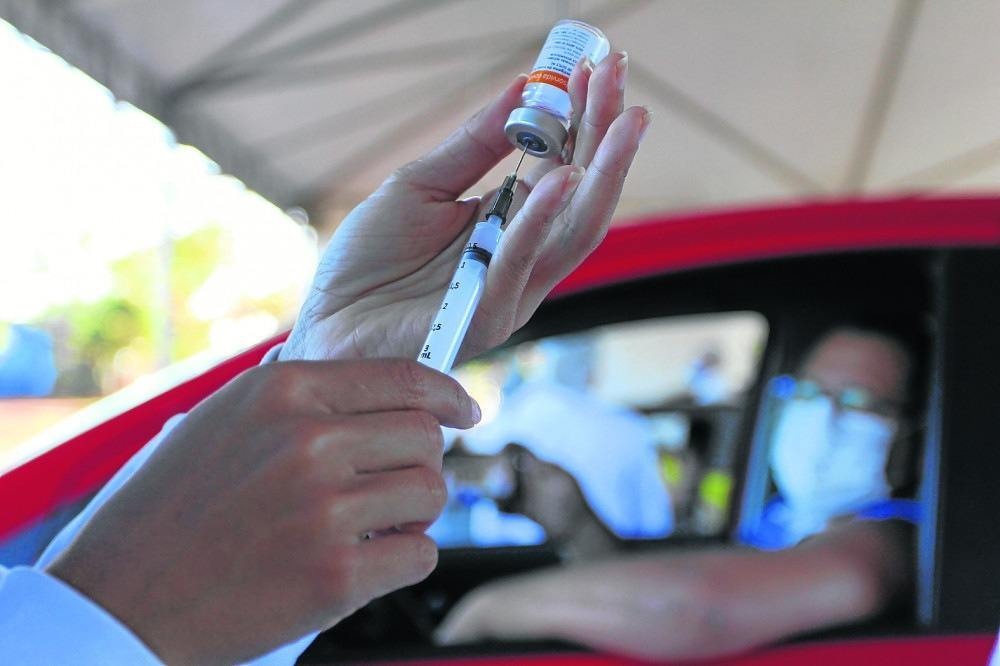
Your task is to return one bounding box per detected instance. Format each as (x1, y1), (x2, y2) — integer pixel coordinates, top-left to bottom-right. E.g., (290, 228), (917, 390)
(441, 335), (673, 549)
(0, 51), (649, 664)
(436, 325), (921, 660)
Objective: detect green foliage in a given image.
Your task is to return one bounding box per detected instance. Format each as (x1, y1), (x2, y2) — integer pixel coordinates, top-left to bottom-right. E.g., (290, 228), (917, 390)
(41, 226), (227, 394)
(169, 227), (223, 360)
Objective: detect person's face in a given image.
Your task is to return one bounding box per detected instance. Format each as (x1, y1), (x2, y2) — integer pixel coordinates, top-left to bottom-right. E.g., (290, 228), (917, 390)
(798, 330), (909, 419)
(767, 329), (912, 525)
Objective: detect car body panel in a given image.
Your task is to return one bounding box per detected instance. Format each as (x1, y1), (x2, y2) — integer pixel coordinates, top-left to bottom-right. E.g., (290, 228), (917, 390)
(368, 634), (995, 665)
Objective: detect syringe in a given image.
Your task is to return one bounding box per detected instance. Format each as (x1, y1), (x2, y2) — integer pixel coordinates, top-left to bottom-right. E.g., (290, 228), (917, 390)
(417, 149), (528, 374)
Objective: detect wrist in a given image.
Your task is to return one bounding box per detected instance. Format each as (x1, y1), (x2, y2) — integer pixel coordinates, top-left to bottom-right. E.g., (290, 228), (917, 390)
(555, 513), (620, 561)
(45, 558), (165, 660)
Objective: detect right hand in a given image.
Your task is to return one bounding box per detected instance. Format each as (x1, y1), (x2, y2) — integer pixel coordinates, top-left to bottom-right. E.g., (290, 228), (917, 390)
(46, 359), (480, 665)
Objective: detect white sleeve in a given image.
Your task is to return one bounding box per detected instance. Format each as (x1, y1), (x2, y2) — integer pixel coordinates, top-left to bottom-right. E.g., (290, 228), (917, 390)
(0, 565), (161, 664)
(0, 416), (182, 664)
(28, 362), (319, 663)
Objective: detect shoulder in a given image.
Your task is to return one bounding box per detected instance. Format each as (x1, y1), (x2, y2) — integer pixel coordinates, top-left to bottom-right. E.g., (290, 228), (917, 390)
(739, 496), (920, 552)
(854, 498), (922, 525)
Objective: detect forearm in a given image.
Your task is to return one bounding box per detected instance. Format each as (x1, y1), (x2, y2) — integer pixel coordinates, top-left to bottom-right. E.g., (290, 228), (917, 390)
(598, 524), (910, 659)
(439, 523), (910, 660)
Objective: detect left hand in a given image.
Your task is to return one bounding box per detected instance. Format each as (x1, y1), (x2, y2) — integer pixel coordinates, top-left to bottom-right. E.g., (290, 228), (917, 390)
(433, 555), (698, 657)
(496, 444), (591, 543)
(434, 561), (641, 651)
(280, 52), (649, 363)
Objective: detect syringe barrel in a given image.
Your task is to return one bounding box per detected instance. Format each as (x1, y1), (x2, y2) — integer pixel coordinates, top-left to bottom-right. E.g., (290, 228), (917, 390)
(417, 260), (487, 373)
(417, 220), (503, 374)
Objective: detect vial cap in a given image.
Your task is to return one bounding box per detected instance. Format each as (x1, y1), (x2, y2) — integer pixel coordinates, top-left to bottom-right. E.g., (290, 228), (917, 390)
(505, 107), (568, 159)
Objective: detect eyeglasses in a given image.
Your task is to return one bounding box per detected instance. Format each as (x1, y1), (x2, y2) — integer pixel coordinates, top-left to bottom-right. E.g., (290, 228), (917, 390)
(772, 375), (901, 418)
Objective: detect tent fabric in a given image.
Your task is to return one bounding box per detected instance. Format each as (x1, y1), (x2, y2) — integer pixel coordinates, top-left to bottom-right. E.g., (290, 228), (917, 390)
(0, 0), (296, 209)
(4, 1), (1000, 221)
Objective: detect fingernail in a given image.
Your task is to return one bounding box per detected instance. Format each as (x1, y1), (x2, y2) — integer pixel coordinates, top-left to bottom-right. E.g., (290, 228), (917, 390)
(638, 107), (653, 144)
(470, 398), (482, 424)
(615, 51), (629, 91)
(581, 56), (595, 74)
(562, 166), (586, 202)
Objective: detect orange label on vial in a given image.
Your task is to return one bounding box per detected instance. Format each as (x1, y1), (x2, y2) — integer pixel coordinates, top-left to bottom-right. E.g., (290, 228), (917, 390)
(527, 69), (569, 92)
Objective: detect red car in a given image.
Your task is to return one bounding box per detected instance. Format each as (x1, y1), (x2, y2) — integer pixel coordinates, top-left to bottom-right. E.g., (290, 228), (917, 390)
(2, 196), (998, 664)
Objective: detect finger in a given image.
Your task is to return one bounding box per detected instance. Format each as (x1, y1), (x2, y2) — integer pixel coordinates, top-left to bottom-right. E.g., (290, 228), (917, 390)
(560, 56), (594, 164)
(471, 165), (584, 348)
(520, 105), (651, 317)
(521, 57), (595, 190)
(357, 531), (439, 599)
(435, 584), (551, 645)
(435, 594), (501, 645)
(333, 410), (444, 473)
(345, 466), (448, 534)
(261, 359), (481, 429)
(434, 604), (484, 645)
(473, 180), (532, 236)
(573, 51), (627, 169)
(392, 74), (526, 200)
(568, 56), (594, 141)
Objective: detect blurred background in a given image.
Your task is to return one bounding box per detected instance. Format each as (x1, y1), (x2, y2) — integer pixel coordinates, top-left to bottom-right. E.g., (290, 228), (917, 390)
(2, 0), (1000, 471)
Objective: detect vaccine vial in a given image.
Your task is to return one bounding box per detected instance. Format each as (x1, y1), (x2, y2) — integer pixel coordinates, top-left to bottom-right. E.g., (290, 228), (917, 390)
(505, 20), (611, 159)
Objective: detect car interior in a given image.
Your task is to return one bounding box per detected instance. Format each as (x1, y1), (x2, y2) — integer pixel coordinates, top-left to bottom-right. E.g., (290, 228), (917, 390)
(301, 248), (969, 662)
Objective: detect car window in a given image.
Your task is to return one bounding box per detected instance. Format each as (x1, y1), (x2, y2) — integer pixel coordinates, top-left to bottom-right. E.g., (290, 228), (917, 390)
(431, 311), (768, 548)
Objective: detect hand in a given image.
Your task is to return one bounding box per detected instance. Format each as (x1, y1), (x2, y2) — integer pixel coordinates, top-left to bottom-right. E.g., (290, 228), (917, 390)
(280, 52), (650, 364)
(434, 555), (690, 658)
(498, 445), (588, 539)
(46, 359), (480, 664)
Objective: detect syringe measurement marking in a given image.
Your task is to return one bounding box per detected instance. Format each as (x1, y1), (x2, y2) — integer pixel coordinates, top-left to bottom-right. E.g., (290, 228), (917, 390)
(417, 158), (522, 375)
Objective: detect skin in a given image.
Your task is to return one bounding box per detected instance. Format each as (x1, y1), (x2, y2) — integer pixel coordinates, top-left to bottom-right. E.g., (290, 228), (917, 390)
(496, 444), (618, 559)
(48, 360), (479, 664)
(800, 328), (910, 414)
(436, 330), (914, 660)
(45, 52), (647, 664)
(279, 52), (649, 365)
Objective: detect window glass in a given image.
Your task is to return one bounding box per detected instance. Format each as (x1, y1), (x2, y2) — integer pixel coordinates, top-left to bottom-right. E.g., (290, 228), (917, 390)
(431, 311), (769, 548)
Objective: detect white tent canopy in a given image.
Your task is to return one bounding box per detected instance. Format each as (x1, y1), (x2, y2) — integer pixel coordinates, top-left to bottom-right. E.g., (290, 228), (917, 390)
(4, 0), (1000, 224)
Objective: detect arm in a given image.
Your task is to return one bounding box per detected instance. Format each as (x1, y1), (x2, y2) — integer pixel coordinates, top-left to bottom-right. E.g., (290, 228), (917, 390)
(436, 519), (911, 660)
(43, 360), (479, 664)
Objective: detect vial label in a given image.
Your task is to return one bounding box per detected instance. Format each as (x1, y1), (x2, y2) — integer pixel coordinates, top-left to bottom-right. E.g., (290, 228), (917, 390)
(528, 23), (605, 93)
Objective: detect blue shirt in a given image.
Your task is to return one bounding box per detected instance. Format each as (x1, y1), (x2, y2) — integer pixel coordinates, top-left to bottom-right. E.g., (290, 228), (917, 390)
(740, 496), (922, 551)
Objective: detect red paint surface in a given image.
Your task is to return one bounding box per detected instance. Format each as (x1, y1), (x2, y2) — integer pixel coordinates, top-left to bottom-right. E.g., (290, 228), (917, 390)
(373, 633), (995, 665)
(552, 196), (1000, 296)
(0, 336), (285, 541)
(5, 196), (1000, 540)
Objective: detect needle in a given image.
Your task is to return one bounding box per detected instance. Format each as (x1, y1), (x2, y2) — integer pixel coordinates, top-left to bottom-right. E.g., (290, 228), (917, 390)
(512, 143), (529, 176)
